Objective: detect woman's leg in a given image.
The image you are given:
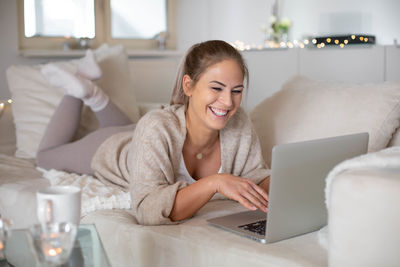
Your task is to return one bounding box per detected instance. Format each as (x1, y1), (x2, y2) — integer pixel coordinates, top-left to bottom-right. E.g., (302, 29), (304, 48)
(37, 95), (83, 152)
(95, 101), (132, 128)
(36, 124), (134, 175)
(36, 94), (134, 174)
(37, 50), (134, 174)
(36, 95), (133, 174)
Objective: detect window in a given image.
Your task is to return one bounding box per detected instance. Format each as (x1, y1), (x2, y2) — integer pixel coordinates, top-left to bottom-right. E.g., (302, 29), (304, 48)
(18, 0), (176, 51)
(110, 0), (167, 39)
(24, 0), (95, 38)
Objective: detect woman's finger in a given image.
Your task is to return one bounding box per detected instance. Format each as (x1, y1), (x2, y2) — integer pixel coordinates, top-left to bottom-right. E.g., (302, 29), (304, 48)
(240, 187), (268, 212)
(249, 181), (269, 201)
(237, 196), (257, 211)
(244, 187), (268, 208)
(242, 180), (268, 206)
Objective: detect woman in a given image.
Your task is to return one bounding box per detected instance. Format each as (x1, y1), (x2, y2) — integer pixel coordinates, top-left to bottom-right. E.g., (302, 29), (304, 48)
(37, 40), (270, 225)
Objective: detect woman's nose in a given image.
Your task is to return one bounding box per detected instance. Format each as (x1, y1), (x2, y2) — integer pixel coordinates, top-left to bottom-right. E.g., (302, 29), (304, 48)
(219, 90), (233, 107)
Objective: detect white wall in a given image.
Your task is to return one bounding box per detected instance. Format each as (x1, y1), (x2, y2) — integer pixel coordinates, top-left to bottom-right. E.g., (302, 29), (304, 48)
(283, 0), (400, 44)
(126, 45), (400, 110)
(175, 0), (400, 50)
(0, 0), (46, 100)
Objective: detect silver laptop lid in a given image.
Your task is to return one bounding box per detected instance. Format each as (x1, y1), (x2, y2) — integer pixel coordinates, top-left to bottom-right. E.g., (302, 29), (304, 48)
(265, 132), (369, 243)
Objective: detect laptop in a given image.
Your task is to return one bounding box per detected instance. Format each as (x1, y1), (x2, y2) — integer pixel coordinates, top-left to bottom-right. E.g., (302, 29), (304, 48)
(207, 132), (369, 243)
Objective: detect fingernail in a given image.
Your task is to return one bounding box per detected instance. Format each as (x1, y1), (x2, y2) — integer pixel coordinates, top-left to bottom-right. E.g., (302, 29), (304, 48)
(251, 206), (257, 210)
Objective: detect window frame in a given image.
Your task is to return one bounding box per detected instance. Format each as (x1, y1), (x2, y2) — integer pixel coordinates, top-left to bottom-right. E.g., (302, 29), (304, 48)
(17, 0), (176, 51)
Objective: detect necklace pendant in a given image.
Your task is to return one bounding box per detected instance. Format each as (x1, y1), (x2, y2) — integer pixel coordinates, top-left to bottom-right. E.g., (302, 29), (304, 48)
(196, 153), (203, 160)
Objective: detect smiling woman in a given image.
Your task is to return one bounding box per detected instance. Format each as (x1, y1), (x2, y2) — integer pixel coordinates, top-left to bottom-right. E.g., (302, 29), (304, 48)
(35, 40), (270, 225)
(18, 0), (176, 50)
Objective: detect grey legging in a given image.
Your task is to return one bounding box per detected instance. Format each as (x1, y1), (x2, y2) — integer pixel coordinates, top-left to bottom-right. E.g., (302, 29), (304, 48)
(36, 95), (135, 175)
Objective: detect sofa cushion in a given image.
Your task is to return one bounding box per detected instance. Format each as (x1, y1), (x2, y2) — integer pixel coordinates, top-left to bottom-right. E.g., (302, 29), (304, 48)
(0, 103), (16, 156)
(388, 127), (400, 147)
(6, 44), (140, 158)
(250, 76), (400, 166)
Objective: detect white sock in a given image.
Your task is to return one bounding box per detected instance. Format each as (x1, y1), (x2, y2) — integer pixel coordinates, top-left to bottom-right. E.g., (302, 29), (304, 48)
(41, 64), (109, 111)
(82, 84), (109, 112)
(77, 49), (102, 80)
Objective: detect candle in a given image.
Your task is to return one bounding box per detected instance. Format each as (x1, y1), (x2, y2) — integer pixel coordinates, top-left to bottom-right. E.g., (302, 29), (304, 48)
(46, 247), (63, 256)
(41, 232), (63, 262)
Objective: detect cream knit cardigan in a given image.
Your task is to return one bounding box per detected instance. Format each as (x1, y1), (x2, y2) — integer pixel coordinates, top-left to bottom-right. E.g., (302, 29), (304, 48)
(92, 104), (270, 225)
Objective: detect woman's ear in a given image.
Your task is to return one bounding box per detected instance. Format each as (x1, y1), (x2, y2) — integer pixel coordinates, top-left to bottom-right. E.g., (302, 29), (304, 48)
(182, 74), (193, 97)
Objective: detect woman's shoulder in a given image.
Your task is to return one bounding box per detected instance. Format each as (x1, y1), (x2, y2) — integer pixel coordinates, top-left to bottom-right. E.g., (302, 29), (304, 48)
(138, 104), (183, 123)
(134, 104), (185, 137)
(225, 107), (253, 130)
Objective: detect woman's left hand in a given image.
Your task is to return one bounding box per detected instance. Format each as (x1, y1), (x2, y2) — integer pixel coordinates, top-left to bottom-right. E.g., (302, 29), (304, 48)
(214, 174), (269, 212)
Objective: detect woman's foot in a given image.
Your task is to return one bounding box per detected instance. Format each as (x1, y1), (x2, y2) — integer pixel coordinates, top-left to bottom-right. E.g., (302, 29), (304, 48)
(41, 64), (109, 112)
(41, 64), (92, 98)
(77, 49), (102, 80)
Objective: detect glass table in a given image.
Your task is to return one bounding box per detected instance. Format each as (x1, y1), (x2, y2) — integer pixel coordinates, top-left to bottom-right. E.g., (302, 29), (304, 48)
(3, 224), (111, 267)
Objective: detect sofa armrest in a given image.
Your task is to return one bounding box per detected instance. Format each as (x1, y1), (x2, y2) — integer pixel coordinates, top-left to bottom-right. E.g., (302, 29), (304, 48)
(328, 168), (400, 266)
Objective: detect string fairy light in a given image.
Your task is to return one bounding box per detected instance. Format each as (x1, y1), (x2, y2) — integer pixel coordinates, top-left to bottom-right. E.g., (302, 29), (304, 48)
(230, 34), (373, 51)
(0, 99), (11, 116)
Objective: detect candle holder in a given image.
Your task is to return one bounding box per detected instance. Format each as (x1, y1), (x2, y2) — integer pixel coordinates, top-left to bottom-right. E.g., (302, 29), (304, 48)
(26, 222), (77, 266)
(0, 217), (11, 261)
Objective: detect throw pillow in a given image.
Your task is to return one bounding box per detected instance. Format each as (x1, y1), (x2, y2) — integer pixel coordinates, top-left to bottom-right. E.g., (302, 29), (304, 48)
(250, 76), (400, 167)
(6, 44), (140, 158)
(388, 127), (400, 147)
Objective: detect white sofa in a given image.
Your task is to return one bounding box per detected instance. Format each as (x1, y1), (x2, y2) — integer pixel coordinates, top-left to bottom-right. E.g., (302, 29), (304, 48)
(0, 101), (329, 267)
(1, 45), (400, 266)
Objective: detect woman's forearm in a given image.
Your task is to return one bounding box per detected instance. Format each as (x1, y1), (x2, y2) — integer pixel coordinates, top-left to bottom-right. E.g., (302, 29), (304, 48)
(169, 176), (218, 222)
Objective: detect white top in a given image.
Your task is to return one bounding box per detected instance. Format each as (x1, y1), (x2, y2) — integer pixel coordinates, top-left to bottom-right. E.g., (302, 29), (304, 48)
(177, 154), (222, 184)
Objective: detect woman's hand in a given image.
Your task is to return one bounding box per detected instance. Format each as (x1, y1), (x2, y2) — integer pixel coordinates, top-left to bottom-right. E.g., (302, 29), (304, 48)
(214, 174), (268, 212)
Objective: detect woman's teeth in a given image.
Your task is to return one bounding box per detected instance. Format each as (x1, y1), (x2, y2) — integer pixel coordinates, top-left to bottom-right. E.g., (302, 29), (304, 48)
(210, 107), (228, 116)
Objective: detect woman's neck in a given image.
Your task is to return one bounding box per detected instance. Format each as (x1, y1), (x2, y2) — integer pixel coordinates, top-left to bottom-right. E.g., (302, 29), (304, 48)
(185, 110), (219, 153)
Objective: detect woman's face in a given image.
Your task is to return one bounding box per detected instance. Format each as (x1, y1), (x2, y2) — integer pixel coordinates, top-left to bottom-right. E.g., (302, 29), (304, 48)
(184, 59), (244, 132)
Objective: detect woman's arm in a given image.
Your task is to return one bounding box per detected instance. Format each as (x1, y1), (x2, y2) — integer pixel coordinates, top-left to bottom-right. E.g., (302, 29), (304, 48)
(169, 174), (269, 221)
(169, 176), (216, 221)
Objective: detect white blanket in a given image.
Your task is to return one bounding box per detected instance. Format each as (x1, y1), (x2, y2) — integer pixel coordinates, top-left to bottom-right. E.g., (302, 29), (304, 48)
(316, 146), (400, 249)
(324, 146), (400, 209)
(323, 147), (400, 266)
(38, 168), (131, 217)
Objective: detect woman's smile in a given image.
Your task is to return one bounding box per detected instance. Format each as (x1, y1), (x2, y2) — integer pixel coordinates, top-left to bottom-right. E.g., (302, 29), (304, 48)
(209, 106), (229, 117)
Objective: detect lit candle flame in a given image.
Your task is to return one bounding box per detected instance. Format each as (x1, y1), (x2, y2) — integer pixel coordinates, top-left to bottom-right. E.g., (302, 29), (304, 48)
(46, 247), (62, 256)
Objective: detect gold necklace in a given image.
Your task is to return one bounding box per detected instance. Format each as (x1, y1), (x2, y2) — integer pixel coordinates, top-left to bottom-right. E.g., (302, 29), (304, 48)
(192, 135), (219, 160)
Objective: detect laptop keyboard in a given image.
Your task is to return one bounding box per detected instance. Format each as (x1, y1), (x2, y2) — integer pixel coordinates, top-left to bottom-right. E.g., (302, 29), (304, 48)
(238, 220), (266, 236)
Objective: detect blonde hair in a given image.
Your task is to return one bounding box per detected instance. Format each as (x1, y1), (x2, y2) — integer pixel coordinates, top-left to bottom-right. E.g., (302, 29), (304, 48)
(170, 40), (249, 107)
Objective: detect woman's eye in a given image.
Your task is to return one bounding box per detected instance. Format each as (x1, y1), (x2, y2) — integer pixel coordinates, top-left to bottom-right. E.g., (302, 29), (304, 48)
(211, 87), (222, 91)
(232, 90), (243, 94)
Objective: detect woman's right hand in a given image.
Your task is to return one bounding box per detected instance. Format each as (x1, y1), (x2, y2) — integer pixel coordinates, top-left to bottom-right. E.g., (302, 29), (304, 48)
(213, 174), (269, 212)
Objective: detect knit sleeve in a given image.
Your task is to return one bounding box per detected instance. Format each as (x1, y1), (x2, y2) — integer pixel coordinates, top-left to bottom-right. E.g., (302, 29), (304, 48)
(223, 108), (270, 185)
(127, 111), (187, 225)
(240, 125), (270, 184)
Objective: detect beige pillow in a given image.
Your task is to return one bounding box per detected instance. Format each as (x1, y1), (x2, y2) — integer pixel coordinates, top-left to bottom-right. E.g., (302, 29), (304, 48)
(388, 127), (400, 147)
(250, 76), (400, 166)
(6, 44), (140, 158)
